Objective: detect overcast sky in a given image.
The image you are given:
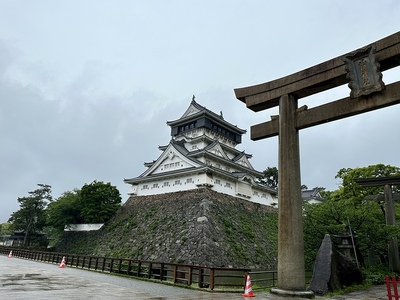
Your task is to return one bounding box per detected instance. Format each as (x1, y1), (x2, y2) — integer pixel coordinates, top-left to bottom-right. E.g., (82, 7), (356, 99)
(1, 1), (400, 223)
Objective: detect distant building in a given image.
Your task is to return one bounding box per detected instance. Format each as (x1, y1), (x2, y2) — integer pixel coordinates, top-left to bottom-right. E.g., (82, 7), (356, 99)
(124, 98), (277, 206)
(301, 188), (325, 204)
(3, 231), (48, 247)
(64, 224), (104, 231)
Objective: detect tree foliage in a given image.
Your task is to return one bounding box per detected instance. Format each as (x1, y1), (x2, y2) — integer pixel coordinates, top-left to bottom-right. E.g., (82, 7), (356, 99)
(46, 181), (122, 232)
(46, 189), (84, 232)
(8, 184), (52, 246)
(80, 181), (122, 223)
(0, 222), (12, 235)
(260, 166), (279, 189)
(303, 164), (400, 269)
(260, 166), (310, 190)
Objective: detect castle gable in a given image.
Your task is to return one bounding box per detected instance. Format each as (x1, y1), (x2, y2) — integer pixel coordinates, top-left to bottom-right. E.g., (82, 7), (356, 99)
(139, 142), (202, 178)
(180, 99), (203, 119)
(205, 141), (229, 160)
(233, 152), (255, 170)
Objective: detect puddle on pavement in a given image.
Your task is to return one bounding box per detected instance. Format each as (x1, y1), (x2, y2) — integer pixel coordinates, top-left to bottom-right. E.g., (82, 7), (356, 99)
(1, 273), (52, 287)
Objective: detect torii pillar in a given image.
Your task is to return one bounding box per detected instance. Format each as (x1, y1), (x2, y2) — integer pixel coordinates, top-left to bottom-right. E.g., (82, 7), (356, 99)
(275, 94), (310, 295)
(235, 31), (400, 298)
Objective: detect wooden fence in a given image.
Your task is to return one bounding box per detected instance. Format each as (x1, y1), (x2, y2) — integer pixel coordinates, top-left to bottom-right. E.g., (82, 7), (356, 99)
(0, 246), (253, 291)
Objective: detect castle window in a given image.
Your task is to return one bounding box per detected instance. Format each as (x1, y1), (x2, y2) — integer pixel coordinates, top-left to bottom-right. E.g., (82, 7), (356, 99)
(163, 182), (169, 187)
(225, 182), (231, 188)
(175, 180), (181, 185)
(175, 162), (180, 167)
(186, 178), (193, 183)
(153, 183), (159, 188)
(143, 184), (148, 189)
(215, 179), (221, 185)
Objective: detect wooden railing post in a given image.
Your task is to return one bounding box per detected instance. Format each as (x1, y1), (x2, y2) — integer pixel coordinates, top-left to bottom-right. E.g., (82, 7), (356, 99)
(148, 262), (152, 279)
(210, 268), (215, 290)
(101, 258), (106, 272)
(94, 257), (99, 270)
(117, 259), (122, 273)
(173, 265), (177, 283)
(160, 263), (164, 281)
(137, 261), (141, 277)
(199, 268), (205, 288)
(110, 258), (114, 273)
(127, 260), (132, 275)
(188, 266), (192, 286)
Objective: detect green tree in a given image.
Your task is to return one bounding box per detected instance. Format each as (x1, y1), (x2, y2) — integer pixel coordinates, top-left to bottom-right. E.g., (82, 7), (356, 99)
(0, 222), (12, 235)
(260, 166), (279, 189)
(336, 164), (400, 199)
(80, 181), (122, 223)
(46, 189), (84, 233)
(8, 184), (52, 246)
(303, 164), (400, 269)
(260, 166), (309, 190)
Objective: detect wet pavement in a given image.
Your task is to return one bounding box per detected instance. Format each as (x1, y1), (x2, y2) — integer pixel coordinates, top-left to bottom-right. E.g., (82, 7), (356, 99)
(0, 255), (388, 299)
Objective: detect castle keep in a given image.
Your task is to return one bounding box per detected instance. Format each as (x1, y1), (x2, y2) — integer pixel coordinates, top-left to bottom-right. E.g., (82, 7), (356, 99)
(124, 98), (277, 206)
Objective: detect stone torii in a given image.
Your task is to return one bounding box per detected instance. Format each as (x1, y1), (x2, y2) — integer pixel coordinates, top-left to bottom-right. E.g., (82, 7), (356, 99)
(234, 31), (400, 298)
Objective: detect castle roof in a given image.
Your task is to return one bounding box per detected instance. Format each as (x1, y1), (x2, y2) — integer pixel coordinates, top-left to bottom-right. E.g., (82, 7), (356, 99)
(167, 99), (246, 133)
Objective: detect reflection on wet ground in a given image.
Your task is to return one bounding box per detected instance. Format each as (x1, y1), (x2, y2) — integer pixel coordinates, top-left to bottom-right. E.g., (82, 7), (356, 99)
(2, 272), (89, 292)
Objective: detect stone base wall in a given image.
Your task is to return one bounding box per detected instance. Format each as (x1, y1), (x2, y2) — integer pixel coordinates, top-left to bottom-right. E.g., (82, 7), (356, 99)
(55, 188), (278, 268)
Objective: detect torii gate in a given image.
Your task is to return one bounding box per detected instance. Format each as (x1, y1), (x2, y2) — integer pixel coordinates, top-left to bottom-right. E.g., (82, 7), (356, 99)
(235, 31), (400, 297)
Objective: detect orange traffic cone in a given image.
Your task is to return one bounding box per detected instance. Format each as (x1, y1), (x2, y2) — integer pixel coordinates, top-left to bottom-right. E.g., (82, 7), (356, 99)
(59, 256), (66, 268)
(8, 250), (12, 258)
(242, 274), (255, 297)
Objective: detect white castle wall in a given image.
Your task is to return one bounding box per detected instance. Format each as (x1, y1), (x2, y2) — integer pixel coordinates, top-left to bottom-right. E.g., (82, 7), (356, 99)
(129, 173), (277, 207)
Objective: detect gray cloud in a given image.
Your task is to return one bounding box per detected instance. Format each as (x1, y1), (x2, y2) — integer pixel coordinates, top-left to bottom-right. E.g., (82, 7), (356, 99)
(1, 1), (400, 222)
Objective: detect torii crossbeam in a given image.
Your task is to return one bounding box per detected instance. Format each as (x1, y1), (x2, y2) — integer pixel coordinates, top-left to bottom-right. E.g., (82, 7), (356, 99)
(235, 31), (400, 298)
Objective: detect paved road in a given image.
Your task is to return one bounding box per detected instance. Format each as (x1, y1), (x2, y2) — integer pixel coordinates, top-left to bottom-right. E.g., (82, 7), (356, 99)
(0, 256), (243, 299)
(0, 255), (388, 299)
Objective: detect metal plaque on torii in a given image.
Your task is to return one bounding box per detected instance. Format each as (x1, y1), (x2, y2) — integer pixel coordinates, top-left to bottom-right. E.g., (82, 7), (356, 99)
(344, 45), (385, 98)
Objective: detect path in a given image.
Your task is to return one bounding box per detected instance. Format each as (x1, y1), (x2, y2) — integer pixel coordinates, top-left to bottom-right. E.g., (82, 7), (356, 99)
(0, 255), (388, 299)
